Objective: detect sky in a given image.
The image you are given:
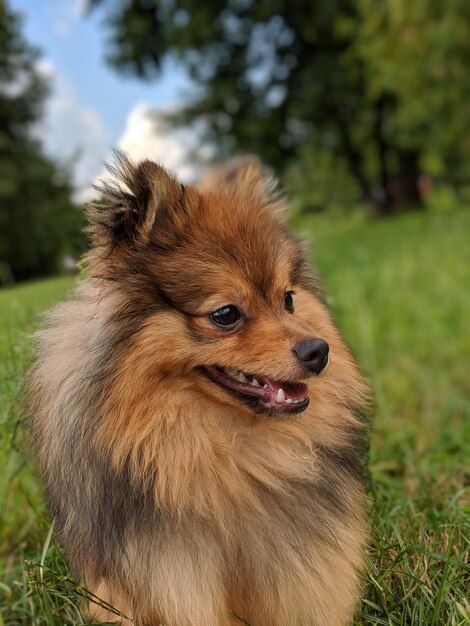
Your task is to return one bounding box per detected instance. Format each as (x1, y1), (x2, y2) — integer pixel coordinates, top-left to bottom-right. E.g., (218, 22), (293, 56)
(10, 0), (198, 199)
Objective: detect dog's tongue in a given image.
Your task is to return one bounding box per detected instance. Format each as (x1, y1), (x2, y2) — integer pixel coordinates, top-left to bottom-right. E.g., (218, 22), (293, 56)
(259, 376), (308, 403)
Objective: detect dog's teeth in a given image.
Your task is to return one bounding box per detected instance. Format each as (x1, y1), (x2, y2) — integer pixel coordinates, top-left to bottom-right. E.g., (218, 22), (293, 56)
(225, 367), (238, 378)
(263, 384), (268, 389)
(286, 398), (293, 404)
(238, 372), (248, 383)
(276, 388), (286, 402)
(251, 378), (261, 387)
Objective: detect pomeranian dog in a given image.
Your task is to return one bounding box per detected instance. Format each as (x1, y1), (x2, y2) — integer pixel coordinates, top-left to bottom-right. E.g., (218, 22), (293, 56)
(27, 152), (369, 626)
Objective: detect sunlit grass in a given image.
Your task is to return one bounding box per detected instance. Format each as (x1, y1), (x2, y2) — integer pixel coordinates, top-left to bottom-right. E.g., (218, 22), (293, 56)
(303, 209), (470, 625)
(0, 210), (469, 624)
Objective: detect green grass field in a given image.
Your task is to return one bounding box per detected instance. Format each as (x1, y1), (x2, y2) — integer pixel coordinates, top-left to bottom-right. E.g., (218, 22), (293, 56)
(0, 209), (469, 625)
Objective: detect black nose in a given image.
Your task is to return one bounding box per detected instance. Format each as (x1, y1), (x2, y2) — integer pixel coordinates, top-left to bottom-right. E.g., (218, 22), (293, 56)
(293, 338), (329, 375)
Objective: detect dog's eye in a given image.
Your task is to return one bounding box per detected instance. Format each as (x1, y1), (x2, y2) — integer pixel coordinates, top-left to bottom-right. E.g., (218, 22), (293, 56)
(284, 291), (294, 313)
(209, 305), (241, 328)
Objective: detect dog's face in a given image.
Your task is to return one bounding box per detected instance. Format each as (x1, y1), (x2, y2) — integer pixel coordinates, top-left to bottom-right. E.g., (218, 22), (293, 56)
(89, 157), (332, 418)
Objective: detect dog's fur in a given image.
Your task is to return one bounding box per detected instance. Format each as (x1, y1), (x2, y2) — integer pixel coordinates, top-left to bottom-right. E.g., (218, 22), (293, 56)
(27, 153), (369, 626)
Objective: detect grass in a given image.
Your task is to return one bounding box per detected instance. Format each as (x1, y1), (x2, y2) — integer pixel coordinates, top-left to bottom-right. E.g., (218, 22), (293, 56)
(1, 209), (469, 625)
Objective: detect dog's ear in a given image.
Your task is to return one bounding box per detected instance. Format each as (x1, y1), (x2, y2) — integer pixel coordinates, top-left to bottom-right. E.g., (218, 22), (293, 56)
(87, 151), (187, 247)
(236, 162), (287, 217)
(201, 155), (287, 216)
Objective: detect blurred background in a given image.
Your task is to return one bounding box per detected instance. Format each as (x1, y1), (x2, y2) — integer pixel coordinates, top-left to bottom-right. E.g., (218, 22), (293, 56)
(0, 0), (469, 624)
(1, 0), (470, 283)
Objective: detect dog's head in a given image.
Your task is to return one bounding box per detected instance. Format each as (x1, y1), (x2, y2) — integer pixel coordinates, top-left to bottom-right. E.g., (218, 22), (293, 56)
(88, 154), (339, 418)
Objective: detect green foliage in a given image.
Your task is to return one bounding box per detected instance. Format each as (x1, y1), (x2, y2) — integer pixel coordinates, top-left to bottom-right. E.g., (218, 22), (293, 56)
(353, 0), (470, 186)
(285, 144), (363, 216)
(0, 209), (468, 624)
(0, 0), (84, 284)
(90, 0), (470, 214)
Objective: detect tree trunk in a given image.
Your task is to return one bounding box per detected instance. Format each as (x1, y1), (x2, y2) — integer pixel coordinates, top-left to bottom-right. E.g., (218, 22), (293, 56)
(334, 113), (373, 205)
(371, 97), (393, 216)
(334, 105), (424, 216)
(370, 149), (424, 216)
(394, 149), (423, 210)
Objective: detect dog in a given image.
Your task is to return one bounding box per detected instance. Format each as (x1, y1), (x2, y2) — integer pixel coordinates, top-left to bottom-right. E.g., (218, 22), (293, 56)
(27, 152), (369, 626)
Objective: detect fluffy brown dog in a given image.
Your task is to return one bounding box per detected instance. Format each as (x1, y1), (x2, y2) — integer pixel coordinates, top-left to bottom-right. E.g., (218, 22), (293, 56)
(27, 153), (369, 626)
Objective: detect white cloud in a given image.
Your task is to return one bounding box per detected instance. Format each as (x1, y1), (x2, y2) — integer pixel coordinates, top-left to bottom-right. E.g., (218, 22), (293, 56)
(116, 102), (206, 181)
(34, 64), (212, 204)
(93, 102), (213, 197)
(35, 60), (109, 203)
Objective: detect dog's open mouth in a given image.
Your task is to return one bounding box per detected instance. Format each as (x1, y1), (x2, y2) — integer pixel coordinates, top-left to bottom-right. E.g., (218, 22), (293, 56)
(202, 366), (309, 416)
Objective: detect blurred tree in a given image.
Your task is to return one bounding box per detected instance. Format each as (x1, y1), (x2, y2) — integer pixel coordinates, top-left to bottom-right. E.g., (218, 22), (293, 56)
(90, 0), (470, 215)
(0, 0), (84, 283)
